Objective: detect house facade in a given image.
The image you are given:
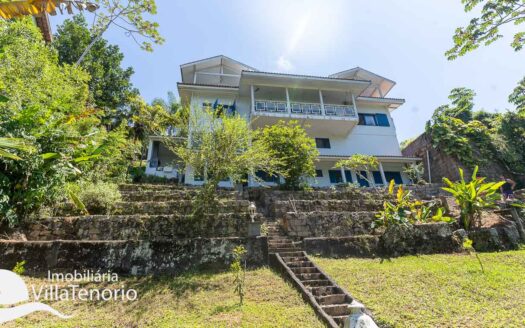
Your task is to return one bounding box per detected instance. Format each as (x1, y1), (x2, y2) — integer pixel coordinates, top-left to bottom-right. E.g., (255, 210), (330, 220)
(146, 55), (420, 188)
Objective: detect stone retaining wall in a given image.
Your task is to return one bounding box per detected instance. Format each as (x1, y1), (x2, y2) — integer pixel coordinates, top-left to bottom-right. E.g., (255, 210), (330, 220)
(304, 223), (463, 257)
(0, 237), (267, 275)
(282, 211), (377, 238)
(18, 213), (259, 241)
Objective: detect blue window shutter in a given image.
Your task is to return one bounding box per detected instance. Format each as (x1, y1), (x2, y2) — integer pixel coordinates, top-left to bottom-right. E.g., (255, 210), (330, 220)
(344, 170), (353, 183)
(375, 114), (390, 127)
(373, 171), (383, 184)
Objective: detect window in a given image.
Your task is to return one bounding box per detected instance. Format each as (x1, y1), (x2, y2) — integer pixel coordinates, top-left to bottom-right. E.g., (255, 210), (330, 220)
(375, 114), (390, 127)
(344, 170), (353, 183)
(358, 114), (376, 126)
(372, 171), (383, 185)
(315, 138), (331, 149)
(328, 170), (343, 184)
(385, 171), (403, 184)
(316, 169), (323, 178)
(358, 113), (390, 127)
(194, 172), (204, 181)
(357, 171), (369, 187)
(255, 170), (280, 183)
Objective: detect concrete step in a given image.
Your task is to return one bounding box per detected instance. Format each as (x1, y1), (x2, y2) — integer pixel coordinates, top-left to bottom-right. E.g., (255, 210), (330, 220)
(269, 248), (302, 254)
(301, 279), (333, 287)
(295, 273), (326, 281)
(281, 255), (309, 263)
(267, 240), (293, 246)
(332, 315), (349, 327)
(321, 304), (352, 317)
(309, 286), (344, 297)
(316, 294), (350, 306)
(290, 267), (319, 274)
(286, 261), (314, 268)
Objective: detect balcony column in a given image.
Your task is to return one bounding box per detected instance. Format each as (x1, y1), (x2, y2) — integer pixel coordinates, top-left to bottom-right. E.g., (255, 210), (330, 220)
(340, 166), (347, 184)
(285, 88), (291, 113)
(367, 170), (375, 187)
(319, 90), (325, 115)
(378, 162), (387, 186)
(351, 93), (358, 115)
(250, 85), (255, 112)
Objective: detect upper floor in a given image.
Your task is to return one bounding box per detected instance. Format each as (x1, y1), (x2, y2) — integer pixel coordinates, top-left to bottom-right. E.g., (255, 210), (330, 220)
(177, 55), (405, 150)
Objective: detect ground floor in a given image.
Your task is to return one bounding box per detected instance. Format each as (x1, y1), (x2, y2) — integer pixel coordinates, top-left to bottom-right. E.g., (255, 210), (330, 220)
(146, 138), (419, 188)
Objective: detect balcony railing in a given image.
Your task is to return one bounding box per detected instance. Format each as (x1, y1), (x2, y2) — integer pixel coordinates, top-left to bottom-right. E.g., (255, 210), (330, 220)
(254, 100), (356, 118)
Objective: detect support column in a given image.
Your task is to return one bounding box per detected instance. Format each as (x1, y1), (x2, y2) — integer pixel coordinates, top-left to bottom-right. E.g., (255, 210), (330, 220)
(250, 85), (255, 112)
(414, 161), (420, 183)
(319, 89), (325, 115)
(351, 93), (358, 116)
(426, 150), (432, 183)
(378, 162), (387, 185)
(340, 166), (347, 184)
(285, 88), (291, 113)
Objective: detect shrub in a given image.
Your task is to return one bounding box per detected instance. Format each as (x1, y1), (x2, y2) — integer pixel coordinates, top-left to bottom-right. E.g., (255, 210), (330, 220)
(335, 154), (378, 185)
(374, 180), (453, 229)
(12, 260), (26, 275)
(442, 166), (505, 229)
(76, 182), (122, 215)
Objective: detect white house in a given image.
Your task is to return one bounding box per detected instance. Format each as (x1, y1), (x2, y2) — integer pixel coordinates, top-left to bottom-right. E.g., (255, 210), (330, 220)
(146, 55), (420, 188)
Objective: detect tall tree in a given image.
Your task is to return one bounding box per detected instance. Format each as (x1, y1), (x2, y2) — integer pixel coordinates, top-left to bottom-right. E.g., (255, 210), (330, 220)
(431, 87), (475, 123)
(446, 0), (525, 60)
(53, 15), (138, 128)
(76, 0), (164, 65)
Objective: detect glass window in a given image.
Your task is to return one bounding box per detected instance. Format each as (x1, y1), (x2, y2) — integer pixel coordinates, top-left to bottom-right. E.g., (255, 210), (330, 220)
(358, 114), (377, 126)
(329, 170), (343, 184)
(316, 169), (323, 178)
(255, 170), (280, 183)
(385, 171), (403, 184)
(357, 171), (370, 187)
(315, 138), (331, 149)
(344, 170), (353, 183)
(372, 171), (383, 185)
(375, 114), (390, 127)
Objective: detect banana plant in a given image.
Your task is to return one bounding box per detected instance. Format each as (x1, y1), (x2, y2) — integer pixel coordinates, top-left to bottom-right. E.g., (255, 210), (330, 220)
(442, 166), (505, 229)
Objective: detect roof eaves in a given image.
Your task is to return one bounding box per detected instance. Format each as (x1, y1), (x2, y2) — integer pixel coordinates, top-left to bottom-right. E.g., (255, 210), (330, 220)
(180, 55), (258, 71)
(241, 70), (372, 84)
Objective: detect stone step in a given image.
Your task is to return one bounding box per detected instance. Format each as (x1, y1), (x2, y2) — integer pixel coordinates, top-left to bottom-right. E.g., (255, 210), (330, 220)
(301, 279), (333, 287)
(316, 294), (350, 306)
(309, 286), (343, 297)
(279, 250), (304, 257)
(321, 304), (352, 317)
(286, 261), (314, 268)
(267, 241), (293, 247)
(269, 248), (302, 254)
(281, 256), (308, 263)
(290, 267), (319, 274)
(295, 273), (326, 281)
(332, 315), (349, 327)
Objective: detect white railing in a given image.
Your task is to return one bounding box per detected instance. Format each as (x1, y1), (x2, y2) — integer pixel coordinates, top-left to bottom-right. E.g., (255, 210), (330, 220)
(254, 100), (357, 118)
(194, 72), (240, 86)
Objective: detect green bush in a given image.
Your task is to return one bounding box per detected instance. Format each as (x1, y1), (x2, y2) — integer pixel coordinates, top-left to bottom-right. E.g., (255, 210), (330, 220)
(442, 166), (505, 229)
(76, 182), (122, 215)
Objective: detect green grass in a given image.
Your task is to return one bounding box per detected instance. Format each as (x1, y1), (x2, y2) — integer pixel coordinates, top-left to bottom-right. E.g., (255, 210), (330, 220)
(314, 250), (525, 328)
(6, 267), (324, 328)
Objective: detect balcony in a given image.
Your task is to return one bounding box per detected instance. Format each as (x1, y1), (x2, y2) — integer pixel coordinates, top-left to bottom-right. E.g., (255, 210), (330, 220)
(251, 99), (358, 135)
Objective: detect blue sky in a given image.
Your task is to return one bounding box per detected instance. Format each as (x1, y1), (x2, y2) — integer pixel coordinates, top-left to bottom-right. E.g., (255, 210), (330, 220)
(50, 0), (525, 142)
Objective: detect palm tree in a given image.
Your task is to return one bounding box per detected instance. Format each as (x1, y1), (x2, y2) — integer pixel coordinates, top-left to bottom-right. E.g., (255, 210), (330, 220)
(0, 138), (34, 160)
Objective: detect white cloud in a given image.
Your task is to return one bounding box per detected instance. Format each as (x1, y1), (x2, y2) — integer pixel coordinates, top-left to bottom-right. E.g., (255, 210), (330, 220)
(276, 56), (294, 71)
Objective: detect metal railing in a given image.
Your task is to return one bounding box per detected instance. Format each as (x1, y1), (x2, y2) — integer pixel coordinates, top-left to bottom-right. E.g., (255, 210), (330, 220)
(254, 100), (356, 118)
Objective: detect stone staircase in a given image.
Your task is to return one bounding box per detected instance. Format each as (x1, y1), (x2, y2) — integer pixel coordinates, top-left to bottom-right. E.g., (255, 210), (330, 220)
(267, 222), (375, 327)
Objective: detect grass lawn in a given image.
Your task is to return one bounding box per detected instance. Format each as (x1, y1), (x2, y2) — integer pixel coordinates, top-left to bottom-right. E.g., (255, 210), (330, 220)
(314, 250), (525, 328)
(6, 267), (324, 328)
